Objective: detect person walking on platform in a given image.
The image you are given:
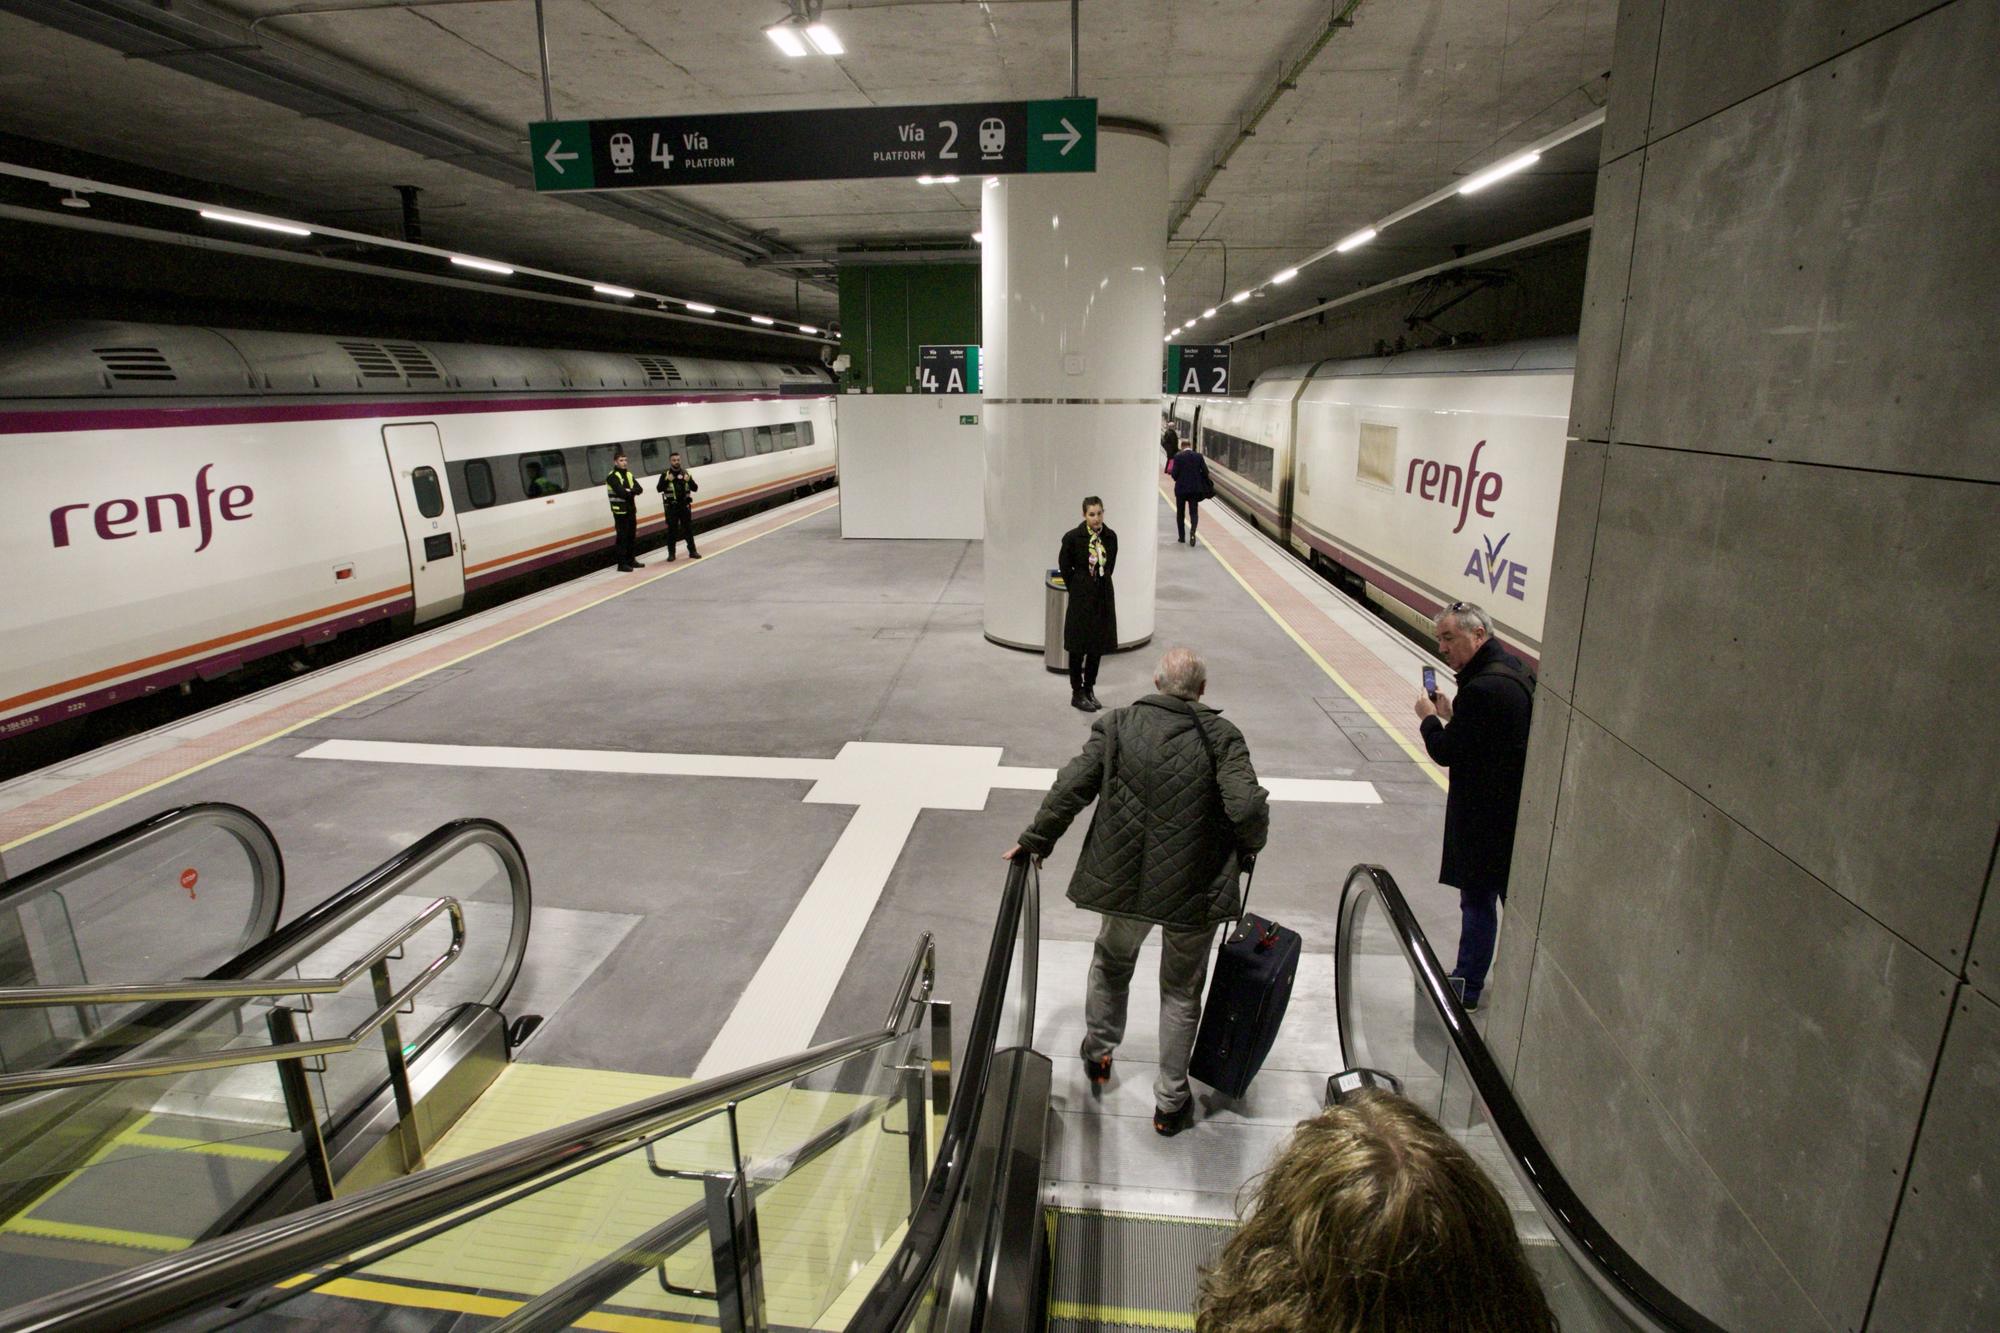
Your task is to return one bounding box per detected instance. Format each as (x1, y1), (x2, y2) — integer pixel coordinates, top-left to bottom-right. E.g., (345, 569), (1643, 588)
(1005, 647), (1270, 1137)
(656, 450), (701, 560)
(1166, 437), (1212, 547)
(1160, 415), (1181, 465)
(1413, 601), (1534, 1012)
(1058, 496), (1118, 711)
(606, 451), (644, 571)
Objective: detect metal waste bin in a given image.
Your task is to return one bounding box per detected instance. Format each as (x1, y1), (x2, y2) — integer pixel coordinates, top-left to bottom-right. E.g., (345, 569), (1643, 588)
(1044, 570), (1069, 673)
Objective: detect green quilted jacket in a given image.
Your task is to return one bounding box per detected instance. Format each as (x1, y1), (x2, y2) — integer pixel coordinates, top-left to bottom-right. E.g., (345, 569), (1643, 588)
(1017, 694), (1270, 928)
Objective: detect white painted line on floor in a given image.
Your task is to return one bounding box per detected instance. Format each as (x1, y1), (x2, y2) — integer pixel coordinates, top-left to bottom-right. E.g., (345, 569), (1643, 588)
(298, 736), (1382, 1078)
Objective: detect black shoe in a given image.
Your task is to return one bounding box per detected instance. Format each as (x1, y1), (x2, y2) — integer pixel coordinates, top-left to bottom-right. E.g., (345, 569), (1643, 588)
(616, 563), (636, 571)
(1071, 690), (1091, 712)
(688, 549), (702, 559)
(1080, 1042), (1112, 1088)
(1189, 534), (1198, 548)
(1085, 690), (1103, 710)
(667, 551), (677, 561)
(1153, 1102), (1194, 1137)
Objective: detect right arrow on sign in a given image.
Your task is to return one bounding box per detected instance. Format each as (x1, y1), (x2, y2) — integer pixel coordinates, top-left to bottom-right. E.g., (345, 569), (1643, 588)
(1041, 118), (1081, 156)
(543, 139), (579, 174)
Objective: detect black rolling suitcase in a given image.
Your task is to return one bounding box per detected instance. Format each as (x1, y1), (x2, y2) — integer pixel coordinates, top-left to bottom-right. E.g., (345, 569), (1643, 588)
(1188, 861), (1302, 1099)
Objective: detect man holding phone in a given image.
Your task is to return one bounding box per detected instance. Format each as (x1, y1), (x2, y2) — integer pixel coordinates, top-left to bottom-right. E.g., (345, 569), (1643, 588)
(1412, 602), (1535, 1011)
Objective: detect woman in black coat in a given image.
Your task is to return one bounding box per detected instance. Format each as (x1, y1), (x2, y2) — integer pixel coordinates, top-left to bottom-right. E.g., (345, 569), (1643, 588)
(1057, 495), (1118, 711)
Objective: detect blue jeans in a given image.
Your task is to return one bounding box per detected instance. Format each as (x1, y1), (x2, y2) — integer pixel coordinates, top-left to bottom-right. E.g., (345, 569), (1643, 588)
(1452, 888), (1502, 1001)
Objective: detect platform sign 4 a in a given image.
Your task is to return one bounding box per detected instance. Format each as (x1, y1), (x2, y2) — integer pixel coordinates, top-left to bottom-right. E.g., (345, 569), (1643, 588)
(1165, 344), (1230, 395)
(530, 98), (1095, 192)
(917, 345), (980, 394)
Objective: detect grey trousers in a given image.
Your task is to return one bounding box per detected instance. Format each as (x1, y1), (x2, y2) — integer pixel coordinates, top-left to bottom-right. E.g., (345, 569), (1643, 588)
(1082, 914), (1217, 1112)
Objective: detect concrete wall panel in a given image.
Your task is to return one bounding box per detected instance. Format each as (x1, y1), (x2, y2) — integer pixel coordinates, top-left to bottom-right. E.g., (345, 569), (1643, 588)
(1535, 440), (1607, 701)
(1485, 694), (1574, 1077)
(1970, 856), (2000, 1008)
(1648, 0), (1944, 141)
(1567, 153), (1642, 445)
(1869, 987), (2000, 1331)
(1538, 715), (1954, 1326)
(1601, 0), (1664, 164)
(1571, 446), (2000, 965)
(1613, 1), (2000, 481)
(1513, 952), (1832, 1330)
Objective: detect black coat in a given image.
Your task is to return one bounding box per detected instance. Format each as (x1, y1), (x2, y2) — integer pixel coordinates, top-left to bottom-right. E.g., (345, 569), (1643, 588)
(1168, 449), (1211, 500)
(1058, 522), (1118, 655)
(1419, 638), (1535, 894)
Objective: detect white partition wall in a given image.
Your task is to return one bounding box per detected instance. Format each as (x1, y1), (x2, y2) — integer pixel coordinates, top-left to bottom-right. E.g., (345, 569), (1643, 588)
(835, 395), (985, 539)
(980, 126), (1166, 651)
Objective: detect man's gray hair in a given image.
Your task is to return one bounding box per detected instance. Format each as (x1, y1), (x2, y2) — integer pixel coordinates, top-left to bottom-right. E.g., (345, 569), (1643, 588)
(1155, 647), (1207, 700)
(1437, 601), (1493, 636)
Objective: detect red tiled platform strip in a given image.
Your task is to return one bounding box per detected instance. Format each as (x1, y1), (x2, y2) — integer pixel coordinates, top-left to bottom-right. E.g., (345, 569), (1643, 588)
(1, 495), (841, 851)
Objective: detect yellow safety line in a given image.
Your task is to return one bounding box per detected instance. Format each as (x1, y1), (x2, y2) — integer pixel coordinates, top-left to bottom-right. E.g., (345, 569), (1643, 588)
(116, 1131), (290, 1162)
(0, 1217), (191, 1252)
(1047, 1300), (1197, 1329)
(301, 1276), (711, 1331)
(1191, 506), (1447, 791)
(3, 494), (840, 853)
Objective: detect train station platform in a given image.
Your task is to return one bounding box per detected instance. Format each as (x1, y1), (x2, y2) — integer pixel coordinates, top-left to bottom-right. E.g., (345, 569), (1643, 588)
(0, 484), (1470, 1234)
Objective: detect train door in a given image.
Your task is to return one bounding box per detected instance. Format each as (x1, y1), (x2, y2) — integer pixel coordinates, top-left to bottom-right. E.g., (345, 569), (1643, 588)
(380, 423), (465, 622)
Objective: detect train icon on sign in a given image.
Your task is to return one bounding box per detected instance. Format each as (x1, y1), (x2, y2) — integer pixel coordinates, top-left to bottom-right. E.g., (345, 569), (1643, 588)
(609, 132), (635, 173)
(979, 118), (1005, 158)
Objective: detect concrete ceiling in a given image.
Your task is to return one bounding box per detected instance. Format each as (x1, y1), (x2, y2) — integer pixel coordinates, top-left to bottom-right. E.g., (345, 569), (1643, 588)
(0, 0), (1615, 344)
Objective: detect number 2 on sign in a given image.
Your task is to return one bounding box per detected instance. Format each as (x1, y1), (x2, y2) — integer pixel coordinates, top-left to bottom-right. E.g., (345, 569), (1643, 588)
(937, 121), (958, 159)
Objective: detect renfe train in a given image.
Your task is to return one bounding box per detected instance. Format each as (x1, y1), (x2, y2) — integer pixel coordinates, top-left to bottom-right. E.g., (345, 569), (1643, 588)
(0, 321), (837, 739)
(1167, 338), (1574, 667)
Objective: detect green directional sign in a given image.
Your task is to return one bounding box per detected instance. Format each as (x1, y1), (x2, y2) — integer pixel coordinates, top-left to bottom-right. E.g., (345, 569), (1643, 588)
(918, 345), (980, 394)
(1165, 344), (1231, 395)
(530, 99), (1095, 192)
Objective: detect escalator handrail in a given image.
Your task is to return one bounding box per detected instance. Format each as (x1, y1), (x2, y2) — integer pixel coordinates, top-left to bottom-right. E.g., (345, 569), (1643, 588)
(845, 854), (1037, 1332)
(0, 929), (937, 1333)
(0, 802), (284, 960)
(1337, 864), (1724, 1333)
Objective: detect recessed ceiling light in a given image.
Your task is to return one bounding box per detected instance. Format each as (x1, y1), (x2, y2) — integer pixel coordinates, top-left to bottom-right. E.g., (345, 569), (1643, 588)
(917, 175), (960, 185)
(1271, 268), (1299, 284)
(1231, 290), (1252, 304)
(765, 23), (808, 57)
(804, 23), (843, 55)
(751, 315), (775, 325)
(799, 324), (820, 334)
(450, 255), (514, 275)
(1459, 152), (1540, 195)
(686, 302), (717, 314)
(201, 209), (312, 237)
(1202, 307), (1217, 319)
(592, 284), (637, 298)
(1335, 227), (1378, 252)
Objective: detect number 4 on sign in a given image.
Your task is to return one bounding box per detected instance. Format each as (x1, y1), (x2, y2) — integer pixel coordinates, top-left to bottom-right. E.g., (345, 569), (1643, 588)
(650, 134), (673, 170)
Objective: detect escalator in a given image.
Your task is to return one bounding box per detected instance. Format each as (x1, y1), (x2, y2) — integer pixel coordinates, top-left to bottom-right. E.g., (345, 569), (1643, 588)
(0, 856), (1722, 1331)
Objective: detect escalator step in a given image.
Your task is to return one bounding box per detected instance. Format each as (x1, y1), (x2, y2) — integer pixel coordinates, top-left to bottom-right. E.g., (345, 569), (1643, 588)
(1046, 1208), (1235, 1332)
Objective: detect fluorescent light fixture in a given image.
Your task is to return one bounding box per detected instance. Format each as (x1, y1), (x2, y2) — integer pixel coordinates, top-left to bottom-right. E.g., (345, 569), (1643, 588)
(799, 324), (820, 334)
(592, 284), (637, 298)
(1335, 227), (1378, 252)
(1271, 267), (1299, 284)
(1202, 307), (1217, 319)
(685, 302), (717, 314)
(916, 175), (960, 185)
(1458, 152), (1540, 195)
(450, 255), (514, 275)
(804, 23), (843, 55)
(200, 209), (311, 238)
(1164, 336), (1172, 343)
(972, 230), (984, 242)
(765, 23), (808, 56)
(751, 315), (776, 325)
(1231, 290), (1251, 304)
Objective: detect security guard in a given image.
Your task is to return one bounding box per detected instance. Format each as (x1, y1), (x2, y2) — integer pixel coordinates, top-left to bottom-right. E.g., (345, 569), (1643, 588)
(606, 451), (644, 571)
(656, 450), (701, 560)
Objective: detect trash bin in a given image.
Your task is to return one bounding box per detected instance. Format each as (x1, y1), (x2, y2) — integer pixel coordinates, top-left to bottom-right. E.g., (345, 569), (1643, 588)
(1044, 570), (1069, 673)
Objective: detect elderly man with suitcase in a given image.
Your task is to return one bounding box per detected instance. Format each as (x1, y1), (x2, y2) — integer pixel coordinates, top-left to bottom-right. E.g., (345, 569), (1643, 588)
(1006, 647), (1270, 1136)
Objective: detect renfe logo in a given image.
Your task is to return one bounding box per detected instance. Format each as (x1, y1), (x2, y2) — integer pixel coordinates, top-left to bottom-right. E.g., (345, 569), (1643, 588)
(1405, 439), (1501, 534)
(49, 464), (253, 552)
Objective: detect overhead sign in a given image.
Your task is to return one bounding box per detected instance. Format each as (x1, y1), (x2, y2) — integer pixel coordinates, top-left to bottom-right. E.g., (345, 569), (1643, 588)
(530, 98), (1096, 192)
(918, 345), (980, 394)
(1165, 344), (1230, 395)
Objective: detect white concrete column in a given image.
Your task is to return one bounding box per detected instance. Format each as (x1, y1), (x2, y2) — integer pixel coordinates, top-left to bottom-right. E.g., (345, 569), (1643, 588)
(980, 125), (1166, 651)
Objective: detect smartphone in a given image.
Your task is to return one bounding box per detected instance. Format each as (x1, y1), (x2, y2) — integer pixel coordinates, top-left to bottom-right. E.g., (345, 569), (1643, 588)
(1422, 666), (1438, 699)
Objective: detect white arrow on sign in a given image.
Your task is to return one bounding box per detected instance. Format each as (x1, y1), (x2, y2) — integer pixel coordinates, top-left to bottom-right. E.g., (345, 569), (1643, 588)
(1041, 117), (1082, 156)
(543, 139), (579, 174)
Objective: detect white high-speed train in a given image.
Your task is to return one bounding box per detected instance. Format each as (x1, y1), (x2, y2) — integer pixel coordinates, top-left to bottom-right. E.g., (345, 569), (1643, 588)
(1168, 339), (1574, 667)
(0, 321), (837, 739)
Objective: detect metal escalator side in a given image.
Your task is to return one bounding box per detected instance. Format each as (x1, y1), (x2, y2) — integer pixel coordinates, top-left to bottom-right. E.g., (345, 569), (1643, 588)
(1335, 864), (1725, 1333)
(0, 819), (530, 1303)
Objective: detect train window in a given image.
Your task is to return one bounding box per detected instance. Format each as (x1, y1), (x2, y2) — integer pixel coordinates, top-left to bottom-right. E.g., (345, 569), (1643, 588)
(798, 421), (815, 448)
(720, 429), (747, 460)
(640, 437), (663, 472)
(753, 426), (775, 454)
(521, 451), (567, 496)
(1357, 423), (1397, 488)
(464, 459), (496, 509)
(777, 424), (800, 450)
(411, 466), (445, 518)
(585, 444), (618, 485)
(683, 433), (714, 467)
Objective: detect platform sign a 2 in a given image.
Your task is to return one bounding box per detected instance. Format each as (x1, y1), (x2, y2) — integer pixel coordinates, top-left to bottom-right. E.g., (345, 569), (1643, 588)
(1165, 344), (1230, 395)
(917, 345), (980, 394)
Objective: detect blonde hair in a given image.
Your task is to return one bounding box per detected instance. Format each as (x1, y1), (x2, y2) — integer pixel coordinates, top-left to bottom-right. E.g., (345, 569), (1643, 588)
(1196, 1090), (1557, 1332)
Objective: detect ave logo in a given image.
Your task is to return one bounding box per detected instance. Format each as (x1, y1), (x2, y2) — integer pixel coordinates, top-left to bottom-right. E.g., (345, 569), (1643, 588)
(1465, 531), (1530, 601)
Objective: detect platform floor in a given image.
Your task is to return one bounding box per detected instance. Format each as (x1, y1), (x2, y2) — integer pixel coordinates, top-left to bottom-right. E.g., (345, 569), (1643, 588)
(0, 486), (1469, 1222)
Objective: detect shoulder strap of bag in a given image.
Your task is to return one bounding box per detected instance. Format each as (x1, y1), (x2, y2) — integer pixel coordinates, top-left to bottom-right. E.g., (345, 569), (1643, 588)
(1189, 709), (1258, 923)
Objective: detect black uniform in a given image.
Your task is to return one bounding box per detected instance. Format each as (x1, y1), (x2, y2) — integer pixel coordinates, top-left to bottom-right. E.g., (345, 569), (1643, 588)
(657, 466), (700, 558)
(606, 466), (643, 570)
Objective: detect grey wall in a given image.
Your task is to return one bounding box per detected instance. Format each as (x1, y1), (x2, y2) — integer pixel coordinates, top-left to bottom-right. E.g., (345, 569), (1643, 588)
(1486, 1), (2000, 1328)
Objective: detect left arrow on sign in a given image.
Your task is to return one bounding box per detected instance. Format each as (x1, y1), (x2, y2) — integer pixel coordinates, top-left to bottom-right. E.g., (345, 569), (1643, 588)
(1041, 117), (1082, 156)
(544, 139), (580, 173)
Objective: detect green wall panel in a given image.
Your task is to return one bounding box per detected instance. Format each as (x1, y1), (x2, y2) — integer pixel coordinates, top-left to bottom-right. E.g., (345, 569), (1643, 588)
(837, 265), (979, 394)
